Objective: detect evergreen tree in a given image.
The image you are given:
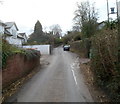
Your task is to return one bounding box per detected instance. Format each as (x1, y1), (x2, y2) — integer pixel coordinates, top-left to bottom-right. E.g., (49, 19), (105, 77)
(34, 20), (43, 36)
(28, 20), (50, 44)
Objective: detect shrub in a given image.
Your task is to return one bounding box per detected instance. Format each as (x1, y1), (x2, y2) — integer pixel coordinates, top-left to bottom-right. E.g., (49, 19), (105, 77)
(74, 34), (81, 41)
(63, 31), (82, 44)
(91, 29), (120, 101)
(2, 39), (40, 69)
(70, 38), (91, 58)
(54, 38), (63, 46)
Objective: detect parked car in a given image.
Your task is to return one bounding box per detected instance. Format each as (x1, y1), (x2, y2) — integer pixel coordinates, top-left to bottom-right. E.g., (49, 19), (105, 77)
(63, 45), (70, 51)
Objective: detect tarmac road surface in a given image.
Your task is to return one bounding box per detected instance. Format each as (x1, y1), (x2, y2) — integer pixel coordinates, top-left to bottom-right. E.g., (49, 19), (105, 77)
(7, 47), (93, 102)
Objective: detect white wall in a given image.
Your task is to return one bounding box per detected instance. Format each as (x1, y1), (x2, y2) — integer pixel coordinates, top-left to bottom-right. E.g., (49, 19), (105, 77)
(22, 35), (27, 43)
(7, 25), (17, 37)
(23, 45), (51, 55)
(24, 35), (27, 43)
(98, 23), (105, 30)
(6, 36), (22, 46)
(0, 25), (4, 34)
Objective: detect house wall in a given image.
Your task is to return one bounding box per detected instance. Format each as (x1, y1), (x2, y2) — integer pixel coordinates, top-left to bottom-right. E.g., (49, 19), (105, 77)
(23, 35), (27, 43)
(25, 37), (27, 43)
(6, 36), (22, 47)
(7, 25), (17, 37)
(0, 25), (4, 34)
(5, 24), (23, 46)
(23, 45), (52, 55)
(98, 23), (105, 30)
(22, 37), (27, 43)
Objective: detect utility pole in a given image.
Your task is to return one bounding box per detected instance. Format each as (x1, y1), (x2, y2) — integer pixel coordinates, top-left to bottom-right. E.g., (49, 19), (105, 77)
(107, 0), (110, 24)
(116, 0), (119, 18)
(106, 0), (120, 61)
(116, 0), (120, 61)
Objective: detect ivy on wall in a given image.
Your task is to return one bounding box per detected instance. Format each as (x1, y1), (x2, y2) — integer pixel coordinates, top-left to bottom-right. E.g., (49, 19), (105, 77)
(2, 39), (40, 69)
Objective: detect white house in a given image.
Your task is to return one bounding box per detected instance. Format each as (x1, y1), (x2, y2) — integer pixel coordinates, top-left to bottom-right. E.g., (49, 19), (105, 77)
(98, 21), (106, 30)
(0, 20), (6, 35)
(0, 21), (28, 47)
(5, 22), (18, 36)
(18, 33), (27, 44)
(4, 22), (23, 47)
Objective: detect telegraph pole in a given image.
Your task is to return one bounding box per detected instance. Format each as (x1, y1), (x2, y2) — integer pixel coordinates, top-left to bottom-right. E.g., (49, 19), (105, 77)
(106, 0), (120, 61)
(107, 0), (110, 23)
(116, 0), (119, 18)
(116, 0), (120, 61)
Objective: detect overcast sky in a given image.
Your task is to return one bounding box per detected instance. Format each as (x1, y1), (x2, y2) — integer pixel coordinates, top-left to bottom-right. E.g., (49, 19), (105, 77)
(0, 0), (119, 35)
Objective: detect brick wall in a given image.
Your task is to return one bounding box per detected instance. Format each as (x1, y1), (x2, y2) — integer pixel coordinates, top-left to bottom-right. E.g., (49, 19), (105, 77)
(2, 53), (40, 88)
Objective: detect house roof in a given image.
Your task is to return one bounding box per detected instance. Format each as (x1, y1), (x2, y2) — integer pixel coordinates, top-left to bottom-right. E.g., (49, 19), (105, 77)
(0, 20), (6, 26)
(5, 22), (19, 31)
(19, 33), (27, 39)
(19, 33), (26, 36)
(4, 29), (13, 36)
(98, 21), (106, 25)
(17, 34), (24, 39)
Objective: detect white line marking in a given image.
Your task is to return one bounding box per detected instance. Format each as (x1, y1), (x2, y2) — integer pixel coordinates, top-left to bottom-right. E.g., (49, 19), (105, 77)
(72, 70), (78, 85)
(71, 65), (74, 69)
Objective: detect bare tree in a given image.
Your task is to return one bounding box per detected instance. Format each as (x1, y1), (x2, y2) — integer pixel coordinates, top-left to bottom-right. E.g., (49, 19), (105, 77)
(74, 1), (98, 38)
(72, 25), (80, 32)
(50, 24), (62, 38)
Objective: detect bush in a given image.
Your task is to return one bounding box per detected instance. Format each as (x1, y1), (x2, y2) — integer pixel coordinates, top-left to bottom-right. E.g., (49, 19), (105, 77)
(63, 31), (82, 44)
(70, 38), (91, 58)
(2, 39), (40, 69)
(91, 29), (120, 101)
(54, 38), (63, 46)
(74, 34), (81, 41)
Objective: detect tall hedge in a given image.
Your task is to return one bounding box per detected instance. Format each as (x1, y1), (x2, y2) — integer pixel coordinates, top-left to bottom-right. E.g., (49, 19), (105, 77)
(91, 29), (120, 101)
(70, 38), (91, 58)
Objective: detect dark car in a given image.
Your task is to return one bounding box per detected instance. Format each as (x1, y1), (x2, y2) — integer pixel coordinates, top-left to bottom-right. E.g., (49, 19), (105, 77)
(63, 45), (70, 51)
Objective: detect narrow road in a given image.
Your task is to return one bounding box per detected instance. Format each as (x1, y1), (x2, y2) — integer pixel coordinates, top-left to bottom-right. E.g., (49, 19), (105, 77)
(9, 47), (93, 102)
